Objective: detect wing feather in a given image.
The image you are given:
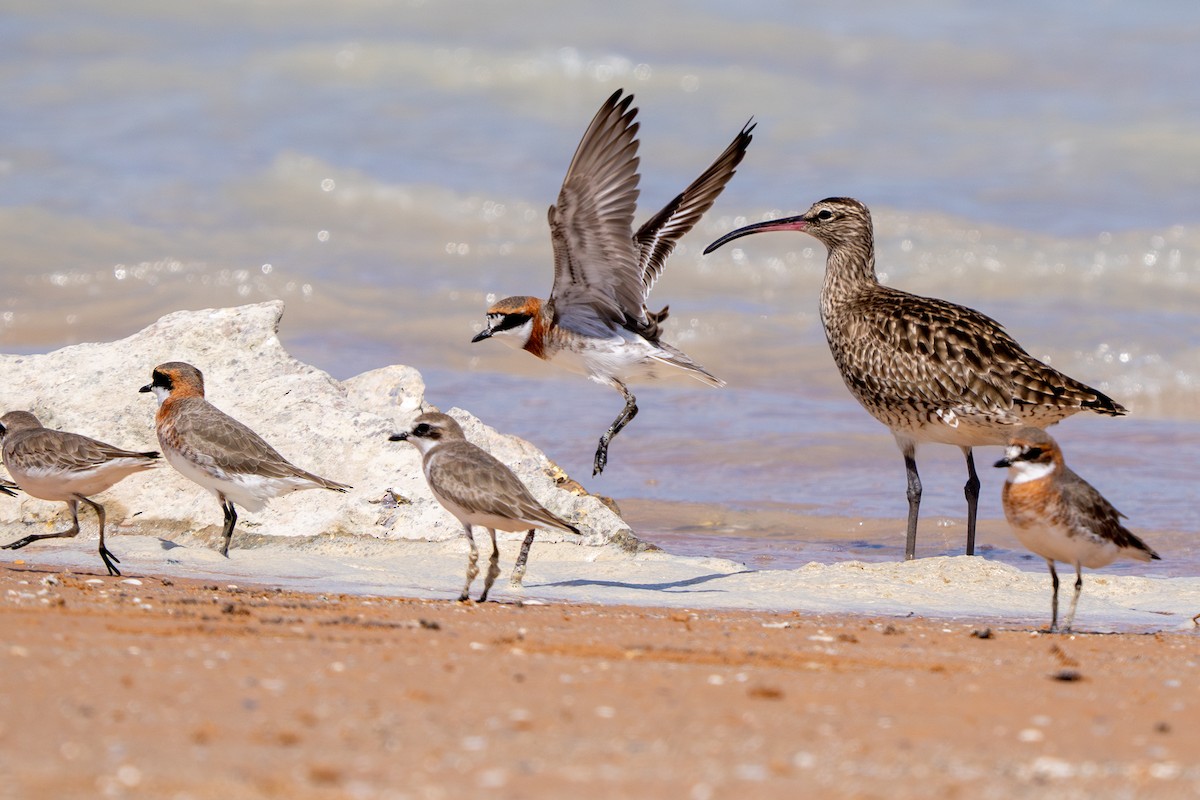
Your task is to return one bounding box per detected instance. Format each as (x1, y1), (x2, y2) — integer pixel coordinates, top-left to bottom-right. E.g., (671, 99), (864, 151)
(832, 288), (1124, 420)
(1059, 467), (1158, 558)
(548, 89), (643, 333)
(635, 120), (754, 300)
(173, 398), (347, 489)
(426, 443), (578, 533)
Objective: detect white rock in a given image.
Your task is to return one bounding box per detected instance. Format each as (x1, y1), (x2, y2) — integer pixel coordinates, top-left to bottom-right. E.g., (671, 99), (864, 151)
(0, 301), (636, 552)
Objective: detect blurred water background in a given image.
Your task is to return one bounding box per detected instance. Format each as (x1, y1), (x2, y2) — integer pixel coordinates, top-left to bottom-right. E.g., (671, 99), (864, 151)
(2, 1), (1197, 573)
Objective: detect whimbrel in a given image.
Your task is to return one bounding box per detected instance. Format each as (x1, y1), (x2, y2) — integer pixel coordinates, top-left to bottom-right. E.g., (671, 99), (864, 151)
(705, 197), (1124, 559)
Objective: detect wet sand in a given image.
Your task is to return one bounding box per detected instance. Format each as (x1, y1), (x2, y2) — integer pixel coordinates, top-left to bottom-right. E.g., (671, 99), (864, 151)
(1, 562), (1196, 799)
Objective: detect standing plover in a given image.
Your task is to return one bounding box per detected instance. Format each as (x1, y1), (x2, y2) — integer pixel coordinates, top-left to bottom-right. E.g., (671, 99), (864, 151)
(472, 89), (753, 476)
(705, 197), (1124, 559)
(0, 410), (159, 575)
(390, 411), (579, 602)
(141, 362), (350, 556)
(995, 426), (1159, 632)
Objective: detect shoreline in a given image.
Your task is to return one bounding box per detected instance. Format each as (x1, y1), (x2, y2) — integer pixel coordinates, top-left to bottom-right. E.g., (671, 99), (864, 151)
(1, 559), (1197, 798)
(3, 527), (1196, 634)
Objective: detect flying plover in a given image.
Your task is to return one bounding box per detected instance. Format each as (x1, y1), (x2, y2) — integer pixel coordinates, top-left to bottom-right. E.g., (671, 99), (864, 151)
(141, 361), (350, 556)
(472, 89), (753, 476)
(995, 426), (1158, 632)
(390, 411), (579, 602)
(705, 197), (1124, 560)
(0, 410), (159, 575)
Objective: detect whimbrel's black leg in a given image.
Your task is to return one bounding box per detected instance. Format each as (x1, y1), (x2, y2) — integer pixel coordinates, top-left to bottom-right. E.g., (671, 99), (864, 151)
(1047, 560), (1060, 632)
(962, 447), (980, 556)
(78, 495), (120, 577)
(219, 495), (237, 557)
(1063, 564), (1083, 633)
(510, 530), (537, 589)
(459, 523), (479, 602)
(478, 528), (502, 602)
(902, 446), (922, 561)
(2, 499), (83, 551)
(593, 383), (638, 477)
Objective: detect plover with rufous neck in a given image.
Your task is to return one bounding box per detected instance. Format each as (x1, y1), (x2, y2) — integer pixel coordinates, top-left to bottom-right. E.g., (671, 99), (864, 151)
(141, 361), (350, 556)
(995, 426), (1158, 632)
(472, 89), (753, 476)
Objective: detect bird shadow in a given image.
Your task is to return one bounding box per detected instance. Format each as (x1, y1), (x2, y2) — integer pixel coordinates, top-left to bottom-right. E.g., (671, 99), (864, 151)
(535, 569), (752, 594)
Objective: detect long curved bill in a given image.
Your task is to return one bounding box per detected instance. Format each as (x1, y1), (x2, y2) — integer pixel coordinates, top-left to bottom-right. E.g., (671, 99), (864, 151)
(703, 215), (809, 255)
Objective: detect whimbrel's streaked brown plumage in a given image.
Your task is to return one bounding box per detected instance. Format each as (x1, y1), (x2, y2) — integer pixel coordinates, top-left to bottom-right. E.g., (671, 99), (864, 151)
(0, 410), (160, 575)
(390, 411), (580, 602)
(994, 426), (1157, 632)
(705, 198), (1124, 559)
(472, 89), (753, 476)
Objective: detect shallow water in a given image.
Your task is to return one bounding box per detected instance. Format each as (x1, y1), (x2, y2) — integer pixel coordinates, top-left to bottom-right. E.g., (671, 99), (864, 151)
(2, 2), (1198, 576)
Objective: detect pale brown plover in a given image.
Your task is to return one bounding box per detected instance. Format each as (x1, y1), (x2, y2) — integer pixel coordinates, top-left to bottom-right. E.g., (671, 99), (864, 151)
(141, 362), (350, 556)
(995, 426), (1159, 632)
(390, 411), (579, 602)
(472, 89), (753, 476)
(705, 197), (1124, 559)
(0, 410), (159, 575)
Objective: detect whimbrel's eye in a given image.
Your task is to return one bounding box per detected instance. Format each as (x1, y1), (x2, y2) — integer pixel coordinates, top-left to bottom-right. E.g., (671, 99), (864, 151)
(817, 209), (834, 221)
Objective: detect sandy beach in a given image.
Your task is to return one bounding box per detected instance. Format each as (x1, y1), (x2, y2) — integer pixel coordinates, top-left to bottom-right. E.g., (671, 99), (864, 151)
(1, 557), (1196, 799)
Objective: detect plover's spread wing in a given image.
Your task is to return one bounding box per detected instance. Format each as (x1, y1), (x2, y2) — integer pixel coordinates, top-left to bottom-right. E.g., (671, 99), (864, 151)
(426, 442), (576, 533)
(547, 89), (643, 335)
(634, 121), (754, 301)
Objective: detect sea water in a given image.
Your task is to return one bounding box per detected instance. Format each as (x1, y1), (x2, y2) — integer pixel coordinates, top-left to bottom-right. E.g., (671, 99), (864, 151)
(2, 1), (1197, 575)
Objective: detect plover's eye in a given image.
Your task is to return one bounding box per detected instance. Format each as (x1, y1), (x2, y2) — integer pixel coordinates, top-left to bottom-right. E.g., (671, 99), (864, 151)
(413, 423), (432, 437)
(1023, 447), (1043, 460)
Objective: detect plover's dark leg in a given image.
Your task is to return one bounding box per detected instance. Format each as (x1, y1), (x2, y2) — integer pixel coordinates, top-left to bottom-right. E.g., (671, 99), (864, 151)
(961, 447), (980, 556)
(593, 383), (638, 476)
(459, 523), (479, 602)
(2, 498), (83, 550)
(1047, 560), (1060, 632)
(902, 446), (922, 561)
(478, 528), (502, 602)
(1063, 564), (1084, 633)
(510, 530), (536, 589)
(219, 495), (237, 557)
(78, 495), (120, 577)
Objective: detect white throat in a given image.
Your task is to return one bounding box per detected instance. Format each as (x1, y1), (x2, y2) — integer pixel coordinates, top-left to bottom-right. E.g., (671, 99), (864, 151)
(150, 385), (171, 405)
(1008, 459), (1055, 484)
(402, 436), (439, 456)
(491, 319), (533, 350)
